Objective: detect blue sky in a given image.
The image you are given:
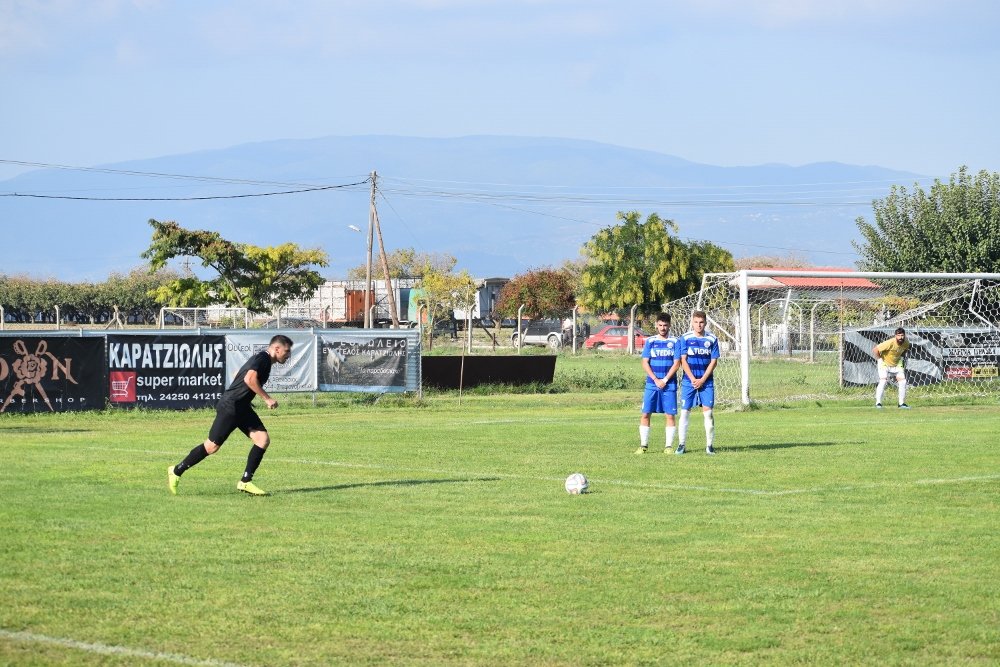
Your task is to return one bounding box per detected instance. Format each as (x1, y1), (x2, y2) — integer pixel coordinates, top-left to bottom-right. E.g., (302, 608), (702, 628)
(3, 0), (999, 182)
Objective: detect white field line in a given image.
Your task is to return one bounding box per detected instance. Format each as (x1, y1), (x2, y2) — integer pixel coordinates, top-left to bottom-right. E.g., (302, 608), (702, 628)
(0, 629), (250, 667)
(69, 446), (1000, 498)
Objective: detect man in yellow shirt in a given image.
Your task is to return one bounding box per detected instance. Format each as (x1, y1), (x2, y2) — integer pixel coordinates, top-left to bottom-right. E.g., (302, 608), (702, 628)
(873, 327), (911, 409)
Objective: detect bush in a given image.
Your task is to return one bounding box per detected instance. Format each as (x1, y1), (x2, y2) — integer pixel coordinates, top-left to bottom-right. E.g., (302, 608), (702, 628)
(552, 367), (634, 391)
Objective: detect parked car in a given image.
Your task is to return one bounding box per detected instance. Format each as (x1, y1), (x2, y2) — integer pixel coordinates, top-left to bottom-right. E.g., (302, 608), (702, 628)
(583, 324), (648, 351)
(510, 319), (570, 349)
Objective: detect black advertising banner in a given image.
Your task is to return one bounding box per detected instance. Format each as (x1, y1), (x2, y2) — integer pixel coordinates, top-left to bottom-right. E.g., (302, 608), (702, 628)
(107, 335), (225, 409)
(926, 328), (1000, 381)
(318, 332), (413, 392)
(843, 327), (1000, 386)
(0, 336), (106, 413)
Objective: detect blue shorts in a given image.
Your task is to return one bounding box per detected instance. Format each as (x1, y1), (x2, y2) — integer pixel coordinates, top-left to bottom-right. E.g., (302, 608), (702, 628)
(681, 382), (715, 410)
(642, 385), (677, 415)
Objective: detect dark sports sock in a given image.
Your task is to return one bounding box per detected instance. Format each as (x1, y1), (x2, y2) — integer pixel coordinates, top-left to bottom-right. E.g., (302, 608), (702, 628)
(174, 444), (209, 476)
(242, 445), (267, 482)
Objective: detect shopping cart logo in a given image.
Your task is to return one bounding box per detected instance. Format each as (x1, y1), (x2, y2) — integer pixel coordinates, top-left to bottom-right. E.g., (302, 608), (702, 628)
(109, 371), (136, 402)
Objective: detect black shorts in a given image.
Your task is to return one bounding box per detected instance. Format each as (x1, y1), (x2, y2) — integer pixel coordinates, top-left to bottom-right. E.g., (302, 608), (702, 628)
(208, 403), (266, 447)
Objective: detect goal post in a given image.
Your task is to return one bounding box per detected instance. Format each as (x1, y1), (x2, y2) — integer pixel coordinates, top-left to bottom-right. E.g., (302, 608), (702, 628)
(158, 307), (250, 329)
(665, 270), (1000, 407)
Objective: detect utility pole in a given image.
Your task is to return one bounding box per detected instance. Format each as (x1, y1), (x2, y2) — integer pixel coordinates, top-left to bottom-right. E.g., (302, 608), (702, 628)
(364, 171), (376, 328)
(372, 189), (400, 329)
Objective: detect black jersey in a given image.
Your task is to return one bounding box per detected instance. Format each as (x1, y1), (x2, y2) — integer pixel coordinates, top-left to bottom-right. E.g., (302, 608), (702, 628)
(218, 350), (272, 409)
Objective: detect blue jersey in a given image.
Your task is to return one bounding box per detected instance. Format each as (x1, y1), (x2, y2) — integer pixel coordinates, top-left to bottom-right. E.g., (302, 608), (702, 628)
(680, 331), (720, 386)
(642, 335), (679, 389)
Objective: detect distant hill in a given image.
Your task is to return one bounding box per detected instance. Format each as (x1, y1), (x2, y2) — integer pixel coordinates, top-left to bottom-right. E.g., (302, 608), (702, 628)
(0, 135), (922, 281)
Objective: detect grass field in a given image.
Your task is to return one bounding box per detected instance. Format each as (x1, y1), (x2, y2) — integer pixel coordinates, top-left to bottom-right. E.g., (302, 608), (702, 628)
(2, 356), (999, 665)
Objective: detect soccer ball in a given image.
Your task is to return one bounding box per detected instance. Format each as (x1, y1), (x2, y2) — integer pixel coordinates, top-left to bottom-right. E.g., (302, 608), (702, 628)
(565, 472), (589, 495)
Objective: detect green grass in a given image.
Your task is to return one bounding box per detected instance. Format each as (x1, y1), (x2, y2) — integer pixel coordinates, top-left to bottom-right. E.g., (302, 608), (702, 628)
(2, 384), (999, 665)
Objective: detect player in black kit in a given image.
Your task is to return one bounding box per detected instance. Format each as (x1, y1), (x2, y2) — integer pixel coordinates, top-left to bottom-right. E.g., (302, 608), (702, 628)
(167, 335), (292, 496)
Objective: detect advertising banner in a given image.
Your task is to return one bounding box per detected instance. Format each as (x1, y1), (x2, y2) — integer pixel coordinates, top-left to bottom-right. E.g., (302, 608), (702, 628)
(842, 327), (1000, 386)
(318, 330), (420, 393)
(0, 336), (106, 413)
(106, 335), (225, 409)
(225, 333), (317, 392)
(925, 328), (1000, 381)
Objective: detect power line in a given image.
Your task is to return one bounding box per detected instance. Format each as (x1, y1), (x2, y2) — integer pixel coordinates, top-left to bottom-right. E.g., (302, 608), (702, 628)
(0, 159), (368, 188)
(379, 174), (939, 190)
(1, 181), (370, 201)
(376, 182), (878, 208)
(4, 157), (867, 260)
(374, 179), (860, 257)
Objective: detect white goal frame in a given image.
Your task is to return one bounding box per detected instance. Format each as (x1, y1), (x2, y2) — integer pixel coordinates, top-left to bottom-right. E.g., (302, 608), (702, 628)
(158, 307), (250, 329)
(673, 270), (1000, 406)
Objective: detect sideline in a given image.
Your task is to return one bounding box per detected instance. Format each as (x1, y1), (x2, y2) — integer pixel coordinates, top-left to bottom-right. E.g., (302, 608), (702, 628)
(0, 629), (250, 667)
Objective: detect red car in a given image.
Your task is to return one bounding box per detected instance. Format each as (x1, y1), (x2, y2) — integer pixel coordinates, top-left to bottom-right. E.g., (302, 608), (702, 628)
(583, 325), (648, 350)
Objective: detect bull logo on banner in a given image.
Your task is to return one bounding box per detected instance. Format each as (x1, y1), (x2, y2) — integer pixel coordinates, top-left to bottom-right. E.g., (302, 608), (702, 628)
(0, 339), (79, 413)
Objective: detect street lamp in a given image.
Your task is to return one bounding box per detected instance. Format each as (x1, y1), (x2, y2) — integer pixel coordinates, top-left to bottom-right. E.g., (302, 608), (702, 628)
(347, 224), (373, 327)
(347, 225), (365, 326)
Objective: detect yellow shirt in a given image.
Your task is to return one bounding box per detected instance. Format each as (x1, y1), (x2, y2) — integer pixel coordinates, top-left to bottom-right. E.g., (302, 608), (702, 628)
(876, 338), (910, 367)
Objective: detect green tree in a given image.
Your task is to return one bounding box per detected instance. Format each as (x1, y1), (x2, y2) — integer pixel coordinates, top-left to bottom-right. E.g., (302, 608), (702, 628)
(578, 211), (734, 316)
(558, 257), (586, 300)
(854, 167), (1000, 272)
(63, 281), (101, 324)
(413, 267), (477, 350)
(100, 267), (181, 324)
(346, 248), (457, 279)
(141, 219), (328, 313)
(733, 253), (813, 270)
(494, 268), (575, 320)
(0, 268), (181, 325)
(680, 240), (737, 294)
(31, 279), (67, 324)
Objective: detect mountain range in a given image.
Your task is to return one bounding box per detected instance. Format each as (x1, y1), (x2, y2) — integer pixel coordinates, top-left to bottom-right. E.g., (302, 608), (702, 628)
(0, 135), (923, 281)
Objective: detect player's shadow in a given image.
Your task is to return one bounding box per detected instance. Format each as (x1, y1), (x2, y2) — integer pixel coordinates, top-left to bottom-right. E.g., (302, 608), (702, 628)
(739, 441), (847, 451)
(276, 476), (503, 495)
(1, 426), (95, 434)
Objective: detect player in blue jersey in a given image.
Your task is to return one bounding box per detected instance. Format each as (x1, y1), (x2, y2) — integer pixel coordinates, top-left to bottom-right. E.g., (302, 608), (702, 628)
(678, 310), (720, 455)
(636, 312), (681, 454)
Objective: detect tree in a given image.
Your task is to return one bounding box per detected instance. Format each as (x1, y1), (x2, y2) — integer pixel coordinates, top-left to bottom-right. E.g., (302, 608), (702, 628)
(578, 211), (734, 316)
(346, 248), (457, 279)
(413, 267), (478, 350)
(733, 253), (813, 270)
(676, 240), (736, 296)
(0, 268), (182, 325)
(494, 268), (575, 320)
(101, 267), (182, 324)
(854, 167), (1000, 273)
(558, 257), (586, 298)
(141, 219), (328, 313)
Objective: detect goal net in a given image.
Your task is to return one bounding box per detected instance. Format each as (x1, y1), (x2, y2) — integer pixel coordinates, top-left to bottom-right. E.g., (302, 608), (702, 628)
(158, 307), (250, 329)
(662, 270), (1000, 407)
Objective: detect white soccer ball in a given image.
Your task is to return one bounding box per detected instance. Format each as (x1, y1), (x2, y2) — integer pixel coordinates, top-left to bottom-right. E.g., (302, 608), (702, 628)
(565, 472), (589, 495)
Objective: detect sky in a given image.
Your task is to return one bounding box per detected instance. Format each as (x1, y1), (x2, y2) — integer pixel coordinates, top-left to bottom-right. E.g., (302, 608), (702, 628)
(2, 0), (999, 184)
